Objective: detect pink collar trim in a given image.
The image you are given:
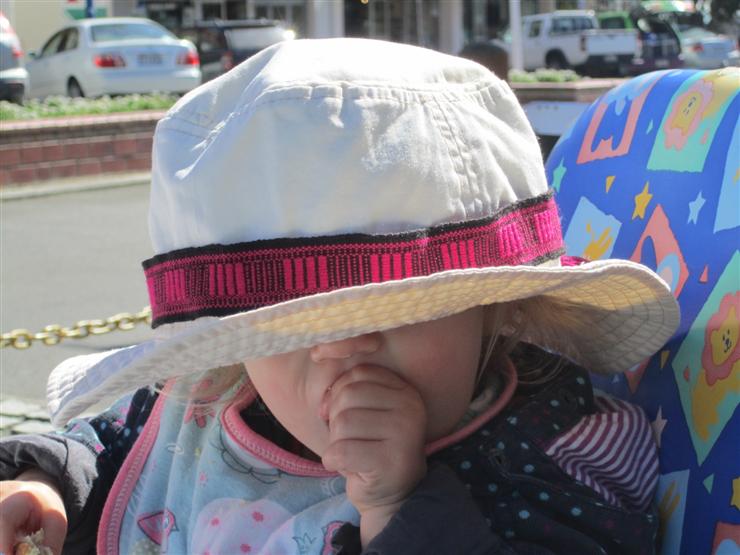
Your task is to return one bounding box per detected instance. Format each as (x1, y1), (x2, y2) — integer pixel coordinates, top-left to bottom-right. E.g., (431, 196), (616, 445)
(425, 356), (517, 455)
(222, 358), (517, 476)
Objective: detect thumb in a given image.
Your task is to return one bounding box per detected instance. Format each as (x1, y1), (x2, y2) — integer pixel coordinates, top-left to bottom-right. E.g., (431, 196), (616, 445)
(37, 509), (68, 555)
(0, 489), (39, 554)
(0, 485), (67, 555)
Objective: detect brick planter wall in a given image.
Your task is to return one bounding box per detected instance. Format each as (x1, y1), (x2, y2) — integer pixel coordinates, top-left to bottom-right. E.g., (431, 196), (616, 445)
(511, 78), (626, 104)
(0, 79), (622, 188)
(0, 111), (165, 187)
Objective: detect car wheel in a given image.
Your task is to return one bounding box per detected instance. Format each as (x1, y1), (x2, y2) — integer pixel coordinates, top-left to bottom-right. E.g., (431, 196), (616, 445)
(67, 78), (84, 98)
(545, 51), (569, 70)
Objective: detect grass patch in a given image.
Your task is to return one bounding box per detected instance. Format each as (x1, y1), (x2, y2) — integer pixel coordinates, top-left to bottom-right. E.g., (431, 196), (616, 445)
(509, 69), (582, 83)
(0, 93), (179, 121)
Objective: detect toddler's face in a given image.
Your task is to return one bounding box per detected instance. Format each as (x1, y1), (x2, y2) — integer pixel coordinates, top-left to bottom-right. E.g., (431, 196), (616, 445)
(245, 307), (485, 458)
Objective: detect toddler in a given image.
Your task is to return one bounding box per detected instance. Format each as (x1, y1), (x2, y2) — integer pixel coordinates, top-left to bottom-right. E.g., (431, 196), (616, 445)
(0, 39), (679, 555)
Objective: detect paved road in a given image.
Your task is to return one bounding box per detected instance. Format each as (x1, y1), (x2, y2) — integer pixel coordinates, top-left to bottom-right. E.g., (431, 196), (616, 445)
(1, 183), (154, 403)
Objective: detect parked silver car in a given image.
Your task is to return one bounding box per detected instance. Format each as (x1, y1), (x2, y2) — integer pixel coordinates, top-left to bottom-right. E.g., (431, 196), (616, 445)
(26, 17), (201, 98)
(0, 11), (28, 103)
(677, 26), (740, 68)
(652, 9), (739, 69)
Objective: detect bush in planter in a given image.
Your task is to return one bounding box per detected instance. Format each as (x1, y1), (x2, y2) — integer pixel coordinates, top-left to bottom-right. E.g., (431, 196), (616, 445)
(0, 93), (179, 121)
(509, 69), (582, 83)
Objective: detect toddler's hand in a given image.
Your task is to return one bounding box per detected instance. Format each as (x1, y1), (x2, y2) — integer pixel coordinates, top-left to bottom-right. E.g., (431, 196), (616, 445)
(0, 470), (67, 555)
(320, 365), (427, 546)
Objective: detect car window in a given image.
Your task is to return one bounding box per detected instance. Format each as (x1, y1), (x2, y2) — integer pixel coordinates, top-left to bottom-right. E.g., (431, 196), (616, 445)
(57, 28), (79, 53)
(682, 26), (713, 40)
(224, 26), (287, 49)
(656, 11), (704, 33)
(576, 17), (594, 30)
(198, 28), (224, 52)
(551, 17), (575, 34)
(40, 30), (66, 57)
(528, 20), (542, 38)
(63, 28), (79, 51)
(90, 22), (174, 42)
(180, 29), (199, 44)
(600, 17), (625, 29)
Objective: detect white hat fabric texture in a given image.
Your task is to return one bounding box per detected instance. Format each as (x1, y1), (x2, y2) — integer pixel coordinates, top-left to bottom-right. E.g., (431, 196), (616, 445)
(47, 39), (679, 426)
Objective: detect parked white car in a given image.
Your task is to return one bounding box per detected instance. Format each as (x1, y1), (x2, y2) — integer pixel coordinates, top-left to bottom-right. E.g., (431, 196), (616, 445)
(26, 17), (201, 98)
(498, 10), (639, 76)
(0, 11), (28, 103)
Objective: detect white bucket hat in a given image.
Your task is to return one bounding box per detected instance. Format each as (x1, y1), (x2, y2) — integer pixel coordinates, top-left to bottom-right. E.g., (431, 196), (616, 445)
(47, 38), (679, 426)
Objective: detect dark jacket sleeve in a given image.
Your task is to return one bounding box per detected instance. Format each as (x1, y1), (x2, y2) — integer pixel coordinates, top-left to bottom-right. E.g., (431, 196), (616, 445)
(332, 464), (550, 555)
(0, 386), (158, 554)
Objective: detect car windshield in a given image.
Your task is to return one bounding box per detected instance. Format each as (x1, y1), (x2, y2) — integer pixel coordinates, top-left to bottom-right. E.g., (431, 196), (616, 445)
(224, 26), (287, 49)
(91, 22), (174, 43)
(681, 26), (715, 39)
(656, 11), (705, 32)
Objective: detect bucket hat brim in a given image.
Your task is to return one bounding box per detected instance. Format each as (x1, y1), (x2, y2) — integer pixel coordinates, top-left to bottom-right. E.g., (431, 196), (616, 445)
(47, 258), (679, 426)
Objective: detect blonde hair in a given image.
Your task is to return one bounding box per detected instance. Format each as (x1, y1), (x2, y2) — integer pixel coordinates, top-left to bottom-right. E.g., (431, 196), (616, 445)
(480, 295), (589, 385)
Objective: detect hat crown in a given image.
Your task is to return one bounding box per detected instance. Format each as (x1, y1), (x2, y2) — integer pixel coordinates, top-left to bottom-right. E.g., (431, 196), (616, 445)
(149, 38), (548, 254)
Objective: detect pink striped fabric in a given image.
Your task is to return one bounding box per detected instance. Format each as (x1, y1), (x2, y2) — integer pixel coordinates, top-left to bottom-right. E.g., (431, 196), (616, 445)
(544, 395), (658, 512)
(143, 193), (563, 327)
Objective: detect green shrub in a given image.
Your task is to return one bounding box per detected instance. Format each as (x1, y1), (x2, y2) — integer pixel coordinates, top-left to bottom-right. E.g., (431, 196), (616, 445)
(0, 93), (179, 121)
(509, 68), (582, 83)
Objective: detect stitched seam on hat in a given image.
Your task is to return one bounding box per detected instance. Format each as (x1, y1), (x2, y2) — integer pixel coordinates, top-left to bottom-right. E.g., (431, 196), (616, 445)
(245, 82), (504, 113)
(434, 93), (480, 216)
(428, 95), (468, 217)
(261, 78), (498, 96)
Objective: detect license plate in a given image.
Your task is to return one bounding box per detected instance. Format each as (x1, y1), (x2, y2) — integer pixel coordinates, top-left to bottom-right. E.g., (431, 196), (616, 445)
(138, 53), (162, 66)
(605, 54), (617, 62)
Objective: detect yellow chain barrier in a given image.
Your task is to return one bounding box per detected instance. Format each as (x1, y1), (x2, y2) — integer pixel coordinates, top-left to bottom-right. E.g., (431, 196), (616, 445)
(1, 307), (152, 350)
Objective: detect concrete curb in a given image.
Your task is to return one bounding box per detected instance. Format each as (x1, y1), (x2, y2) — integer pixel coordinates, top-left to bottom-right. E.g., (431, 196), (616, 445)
(0, 171), (150, 201)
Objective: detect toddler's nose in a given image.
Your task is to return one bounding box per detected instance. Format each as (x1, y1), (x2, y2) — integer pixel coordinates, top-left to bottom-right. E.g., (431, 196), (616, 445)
(310, 332), (382, 362)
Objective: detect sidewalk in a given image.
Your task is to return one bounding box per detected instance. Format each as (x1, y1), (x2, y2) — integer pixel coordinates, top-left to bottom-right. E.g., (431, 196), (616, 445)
(0, 396), (55, 437)
(0, 170), (150, 201)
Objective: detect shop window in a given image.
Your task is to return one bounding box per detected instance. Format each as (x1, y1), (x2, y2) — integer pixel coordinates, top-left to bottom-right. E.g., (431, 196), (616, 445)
(202, 3), (223, 20)
(226, 0), (246, 20)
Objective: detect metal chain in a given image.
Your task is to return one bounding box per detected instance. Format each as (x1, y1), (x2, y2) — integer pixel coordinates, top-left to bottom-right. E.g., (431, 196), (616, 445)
(1, 307), (152, 350)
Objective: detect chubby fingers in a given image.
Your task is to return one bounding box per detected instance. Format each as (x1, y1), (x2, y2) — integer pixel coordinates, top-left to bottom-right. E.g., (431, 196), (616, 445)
(321, 365), (426, 468)
(322, 364), (421, 421)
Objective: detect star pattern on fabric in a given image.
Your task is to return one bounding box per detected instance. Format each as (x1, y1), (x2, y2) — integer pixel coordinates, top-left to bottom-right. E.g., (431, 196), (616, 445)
(633, 182), (653, 220)
(732, 477), (740, 510)
(660, 350), (670, 369)
(605, 175), (615, 193)
(651, 406), (667, 448)
(551, 158), (567, 192)
(688, 191), (706, 224)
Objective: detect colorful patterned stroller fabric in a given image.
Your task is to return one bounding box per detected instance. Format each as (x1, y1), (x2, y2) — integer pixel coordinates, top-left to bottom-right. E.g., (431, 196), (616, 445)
(545, 68), (739, 555)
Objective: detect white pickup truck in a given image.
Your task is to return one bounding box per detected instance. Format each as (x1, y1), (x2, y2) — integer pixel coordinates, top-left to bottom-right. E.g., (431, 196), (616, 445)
(514, 10), (639, 76)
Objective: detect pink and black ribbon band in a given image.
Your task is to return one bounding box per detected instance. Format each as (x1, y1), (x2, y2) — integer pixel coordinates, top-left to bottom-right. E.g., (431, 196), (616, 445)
(143, 191), (564, 327)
